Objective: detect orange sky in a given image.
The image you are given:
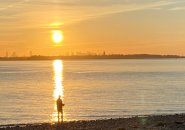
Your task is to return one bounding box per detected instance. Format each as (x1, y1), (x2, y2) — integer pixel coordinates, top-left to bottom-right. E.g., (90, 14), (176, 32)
(0, 0), (185, 56)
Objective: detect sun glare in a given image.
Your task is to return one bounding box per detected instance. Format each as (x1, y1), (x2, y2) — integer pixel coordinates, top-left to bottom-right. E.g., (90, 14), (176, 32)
(53, 60), (64, 100)
(52, 30), (63, 43)
(52, 60), (64, 122)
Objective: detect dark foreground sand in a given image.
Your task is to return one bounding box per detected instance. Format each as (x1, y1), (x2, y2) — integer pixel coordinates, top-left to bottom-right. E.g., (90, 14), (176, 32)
(1, 114), (185, 130)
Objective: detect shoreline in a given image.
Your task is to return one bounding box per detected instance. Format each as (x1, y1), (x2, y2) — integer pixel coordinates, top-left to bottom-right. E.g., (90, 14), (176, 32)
(0, 54), (184, 61)
(1, 114), (185, 130)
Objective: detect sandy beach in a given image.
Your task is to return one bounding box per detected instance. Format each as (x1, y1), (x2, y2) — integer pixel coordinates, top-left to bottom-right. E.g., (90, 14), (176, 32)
(1, 114), (185, 130)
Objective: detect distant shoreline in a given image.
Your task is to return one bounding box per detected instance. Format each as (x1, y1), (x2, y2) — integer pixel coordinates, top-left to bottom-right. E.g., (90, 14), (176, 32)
(0, 54), (184, 61)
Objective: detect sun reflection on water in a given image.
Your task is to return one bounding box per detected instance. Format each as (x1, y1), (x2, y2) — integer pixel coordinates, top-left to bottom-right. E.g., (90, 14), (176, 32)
(52, 60), (64, 122)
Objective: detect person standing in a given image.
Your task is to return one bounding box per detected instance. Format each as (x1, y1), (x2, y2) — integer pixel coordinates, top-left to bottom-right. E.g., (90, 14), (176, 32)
(57, 95), (64, 123)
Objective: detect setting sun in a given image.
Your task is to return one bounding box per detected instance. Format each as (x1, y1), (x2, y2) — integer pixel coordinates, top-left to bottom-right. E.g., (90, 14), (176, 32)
(52, 30), (63, 43)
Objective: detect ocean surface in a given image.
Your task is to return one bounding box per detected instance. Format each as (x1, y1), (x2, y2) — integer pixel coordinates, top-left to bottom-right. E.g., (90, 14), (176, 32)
(0, 59), (185, 125)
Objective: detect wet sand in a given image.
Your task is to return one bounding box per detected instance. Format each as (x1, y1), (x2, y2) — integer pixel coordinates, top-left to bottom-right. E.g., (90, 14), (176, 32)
(1, 114), (185, 130)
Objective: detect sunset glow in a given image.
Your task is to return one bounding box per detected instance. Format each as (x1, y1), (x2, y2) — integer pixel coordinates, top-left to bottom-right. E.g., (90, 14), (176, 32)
(1, 0), (185, 56)
(1, 0), (185, 128)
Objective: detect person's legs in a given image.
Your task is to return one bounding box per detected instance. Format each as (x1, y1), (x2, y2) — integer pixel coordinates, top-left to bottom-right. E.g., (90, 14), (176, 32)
(58, 111), (60, 123)
(61, 109), (63, 123)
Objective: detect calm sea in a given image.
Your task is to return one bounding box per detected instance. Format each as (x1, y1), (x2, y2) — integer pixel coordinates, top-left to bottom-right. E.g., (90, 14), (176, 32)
(0, 59), (185, 125)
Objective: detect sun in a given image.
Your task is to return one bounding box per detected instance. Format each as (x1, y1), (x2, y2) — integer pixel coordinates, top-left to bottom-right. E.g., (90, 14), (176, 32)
(52, 30), (63, 43)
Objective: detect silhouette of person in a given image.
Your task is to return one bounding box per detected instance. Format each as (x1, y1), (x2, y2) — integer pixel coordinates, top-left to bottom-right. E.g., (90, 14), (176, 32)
(57, 95), (64, 123)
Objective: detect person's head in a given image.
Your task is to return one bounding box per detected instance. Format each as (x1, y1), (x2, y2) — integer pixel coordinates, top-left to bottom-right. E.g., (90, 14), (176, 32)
(58, 95), (61, 99)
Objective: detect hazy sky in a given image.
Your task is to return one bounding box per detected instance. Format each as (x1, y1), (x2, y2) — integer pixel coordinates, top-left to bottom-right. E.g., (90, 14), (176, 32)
(0, 0), (185, 56)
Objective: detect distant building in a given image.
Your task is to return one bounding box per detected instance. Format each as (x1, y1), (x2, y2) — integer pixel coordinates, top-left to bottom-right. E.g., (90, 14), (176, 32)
(103, 51), (106, 56)
(29, 51), (32, 57)
(12, 52), (17, 57)
(5, 51), (8, 57)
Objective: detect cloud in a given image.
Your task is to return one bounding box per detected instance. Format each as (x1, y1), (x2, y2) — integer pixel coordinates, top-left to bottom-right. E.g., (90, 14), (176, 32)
(0, 0), (29, 11)
(0, 0), (182, 30)
(47, 0), (177, 25)
(169, 6), (185, 11)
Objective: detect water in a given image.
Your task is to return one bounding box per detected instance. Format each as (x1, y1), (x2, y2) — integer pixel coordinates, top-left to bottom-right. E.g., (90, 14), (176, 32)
(0, 59), (185, 125)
